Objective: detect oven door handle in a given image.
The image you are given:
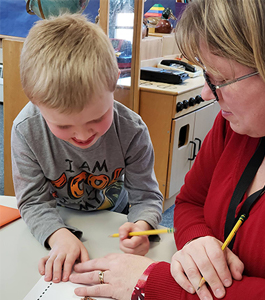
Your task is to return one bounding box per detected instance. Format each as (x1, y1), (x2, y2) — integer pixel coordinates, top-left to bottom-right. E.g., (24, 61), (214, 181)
(195, 137), (202, 151)
(188, 140), (197, 161)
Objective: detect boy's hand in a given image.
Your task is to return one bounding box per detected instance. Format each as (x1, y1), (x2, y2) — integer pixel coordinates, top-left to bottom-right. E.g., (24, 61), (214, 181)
(118, 221), (151, 255)
(38, 228), (89, 283)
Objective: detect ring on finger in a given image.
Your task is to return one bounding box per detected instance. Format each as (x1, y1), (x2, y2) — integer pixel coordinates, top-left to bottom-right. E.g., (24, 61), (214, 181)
(98, 271), (104, 284)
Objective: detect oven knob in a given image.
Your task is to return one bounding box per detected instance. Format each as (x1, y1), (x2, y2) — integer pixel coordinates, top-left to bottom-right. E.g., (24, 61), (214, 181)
(195, 95), (203, 104)
(183, 100), (189, 109)
(176, 101), (184, 112)
(189, 97), (196, 106)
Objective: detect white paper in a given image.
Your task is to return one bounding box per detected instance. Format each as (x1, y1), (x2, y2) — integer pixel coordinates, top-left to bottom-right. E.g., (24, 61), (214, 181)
(23, 276), (112, 300)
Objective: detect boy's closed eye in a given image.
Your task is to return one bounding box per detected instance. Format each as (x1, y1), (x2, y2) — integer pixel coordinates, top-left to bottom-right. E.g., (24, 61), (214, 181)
(57, 116), (104, 130)
(93, 116), (104, 123)
(58, 125), (71, 130)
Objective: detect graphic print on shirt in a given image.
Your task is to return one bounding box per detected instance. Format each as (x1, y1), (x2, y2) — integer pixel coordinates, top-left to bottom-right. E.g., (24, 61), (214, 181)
(50, 159), (124, 211)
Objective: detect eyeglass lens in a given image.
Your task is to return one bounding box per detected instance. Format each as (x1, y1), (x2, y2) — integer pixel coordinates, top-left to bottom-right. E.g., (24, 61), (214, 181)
(203, 71), (219, 101)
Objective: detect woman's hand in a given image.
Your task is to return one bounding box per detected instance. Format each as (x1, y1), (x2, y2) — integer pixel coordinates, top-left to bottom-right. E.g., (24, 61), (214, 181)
(70, 253), (155, 300)
(170, 236), (244, 300)
(118, 221), (151, 255)
(38, 228), (89, 282)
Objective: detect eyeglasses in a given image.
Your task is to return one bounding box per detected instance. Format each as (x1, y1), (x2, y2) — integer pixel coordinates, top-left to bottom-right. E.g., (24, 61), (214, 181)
(203, 70), (259, 101)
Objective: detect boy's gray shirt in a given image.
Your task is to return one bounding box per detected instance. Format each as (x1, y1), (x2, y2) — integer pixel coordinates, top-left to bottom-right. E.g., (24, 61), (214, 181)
(11, 100), (163, 247)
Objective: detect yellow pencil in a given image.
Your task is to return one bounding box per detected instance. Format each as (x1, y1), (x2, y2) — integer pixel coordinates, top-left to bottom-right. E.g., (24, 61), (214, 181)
(197, 214), (246, 290)
(109, 227), (175, 237)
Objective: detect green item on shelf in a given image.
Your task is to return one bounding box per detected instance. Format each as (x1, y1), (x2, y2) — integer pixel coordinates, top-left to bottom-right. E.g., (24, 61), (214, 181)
(25, 0), (90, 19)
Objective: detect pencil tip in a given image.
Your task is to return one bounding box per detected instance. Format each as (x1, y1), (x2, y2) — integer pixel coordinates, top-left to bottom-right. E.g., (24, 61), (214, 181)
(197, 286), (200, 291)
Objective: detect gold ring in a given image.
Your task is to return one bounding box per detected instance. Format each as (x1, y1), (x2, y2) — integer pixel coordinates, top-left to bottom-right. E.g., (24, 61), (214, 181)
(98, 271), (104, 284)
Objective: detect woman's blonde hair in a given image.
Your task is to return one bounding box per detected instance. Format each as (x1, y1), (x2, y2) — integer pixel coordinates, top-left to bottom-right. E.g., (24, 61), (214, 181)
(175, 0), (265, 81)
(20, 13), (119, 113)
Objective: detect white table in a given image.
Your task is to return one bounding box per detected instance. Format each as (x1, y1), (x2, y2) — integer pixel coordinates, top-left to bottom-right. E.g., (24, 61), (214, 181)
(0, 196), (176, 299)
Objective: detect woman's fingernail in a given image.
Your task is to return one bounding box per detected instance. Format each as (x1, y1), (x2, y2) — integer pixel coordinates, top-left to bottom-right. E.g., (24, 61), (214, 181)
(224, 279), (231, 287)
(215, 288), (225, 298)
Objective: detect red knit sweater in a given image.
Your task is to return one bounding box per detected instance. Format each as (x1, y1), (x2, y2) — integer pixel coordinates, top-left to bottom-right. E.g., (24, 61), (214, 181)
(145, 112), (265, 299)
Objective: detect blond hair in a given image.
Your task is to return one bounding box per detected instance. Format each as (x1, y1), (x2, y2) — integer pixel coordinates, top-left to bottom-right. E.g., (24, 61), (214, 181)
(20, 13), (119, 113)
(175, 0), (265, 81)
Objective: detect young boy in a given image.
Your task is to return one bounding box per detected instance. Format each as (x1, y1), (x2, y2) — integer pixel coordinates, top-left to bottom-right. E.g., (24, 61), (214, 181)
(11, 14), (163, 283)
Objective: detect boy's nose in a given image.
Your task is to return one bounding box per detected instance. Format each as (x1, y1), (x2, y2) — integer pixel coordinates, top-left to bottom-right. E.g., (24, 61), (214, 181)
(74, 127), (93, 141)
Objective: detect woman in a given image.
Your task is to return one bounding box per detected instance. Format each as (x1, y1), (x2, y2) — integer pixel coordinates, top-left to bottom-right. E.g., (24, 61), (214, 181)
(69, 0), (265, 299)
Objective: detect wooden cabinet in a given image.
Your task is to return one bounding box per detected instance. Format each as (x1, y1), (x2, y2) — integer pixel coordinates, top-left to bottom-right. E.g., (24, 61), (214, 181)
(2, 38), (28, 196)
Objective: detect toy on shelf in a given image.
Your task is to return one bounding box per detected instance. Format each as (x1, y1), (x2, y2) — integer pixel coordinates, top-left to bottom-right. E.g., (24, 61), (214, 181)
(142, 18), (149, 39)
(157, 58), (203, 78)
(144, 3), (164, 33)
(155, 7), (176, 34)
(144, 3), (164, 18)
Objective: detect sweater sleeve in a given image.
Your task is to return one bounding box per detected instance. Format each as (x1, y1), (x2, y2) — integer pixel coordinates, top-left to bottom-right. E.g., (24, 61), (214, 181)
(174, 112), (227, 249)
(144, 262), (265, 300)
(11, 124), (82, 248)
(123, 123), (163, 229)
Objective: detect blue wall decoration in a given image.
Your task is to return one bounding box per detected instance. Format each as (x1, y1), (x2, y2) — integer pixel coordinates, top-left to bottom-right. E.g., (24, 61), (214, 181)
(0, 0), (177, 38)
